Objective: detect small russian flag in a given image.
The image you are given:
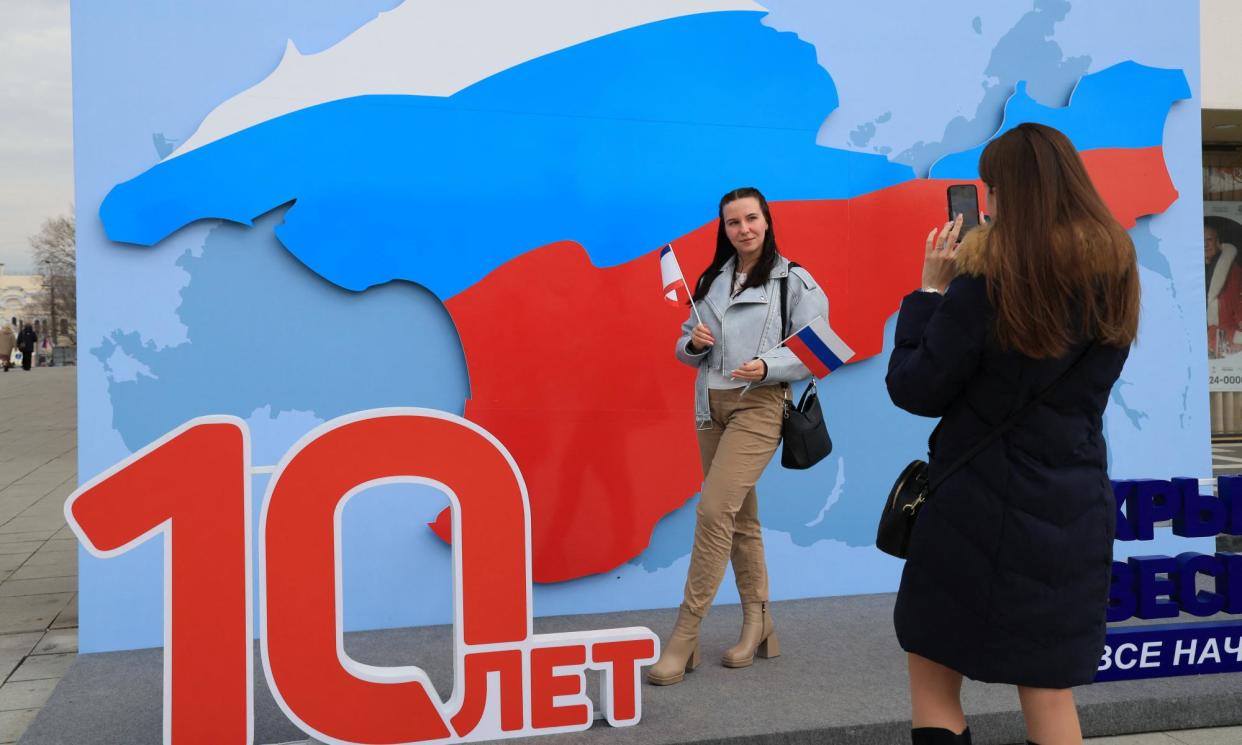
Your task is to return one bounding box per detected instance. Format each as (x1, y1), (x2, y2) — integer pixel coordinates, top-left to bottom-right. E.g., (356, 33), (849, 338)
(784, 316), (855, 379)
(659, 244), (688, 305)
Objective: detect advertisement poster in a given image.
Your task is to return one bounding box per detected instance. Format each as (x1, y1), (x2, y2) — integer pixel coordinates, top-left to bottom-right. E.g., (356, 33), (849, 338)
(1206, 201), (1242, 391)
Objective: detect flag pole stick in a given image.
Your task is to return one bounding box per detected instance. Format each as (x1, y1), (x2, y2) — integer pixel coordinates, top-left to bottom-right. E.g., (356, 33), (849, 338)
(683, 277), (703, 326)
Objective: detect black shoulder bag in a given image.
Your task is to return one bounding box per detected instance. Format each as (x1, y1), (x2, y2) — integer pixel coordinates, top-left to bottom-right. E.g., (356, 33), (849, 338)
(877, 341), (1095, 558)
(778, 263), (832, 470)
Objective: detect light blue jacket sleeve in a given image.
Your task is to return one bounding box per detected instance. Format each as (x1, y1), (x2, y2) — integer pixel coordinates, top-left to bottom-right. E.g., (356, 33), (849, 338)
(759, 269), (829, 383)
(675, 309), (710, 368)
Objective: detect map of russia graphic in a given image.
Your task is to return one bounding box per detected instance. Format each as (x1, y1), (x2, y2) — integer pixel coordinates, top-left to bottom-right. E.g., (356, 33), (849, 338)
(95, 10), (1189, 582)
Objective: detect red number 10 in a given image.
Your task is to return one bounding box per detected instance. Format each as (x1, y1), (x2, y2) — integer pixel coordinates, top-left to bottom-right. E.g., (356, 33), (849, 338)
(65, 409), (658, 745)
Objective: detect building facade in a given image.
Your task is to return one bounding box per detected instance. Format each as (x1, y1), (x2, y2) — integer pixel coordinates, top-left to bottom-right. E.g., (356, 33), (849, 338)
(0, 264), (42, 329)
(0, 264), (73, 359)
(1203, 0), (1242, 433)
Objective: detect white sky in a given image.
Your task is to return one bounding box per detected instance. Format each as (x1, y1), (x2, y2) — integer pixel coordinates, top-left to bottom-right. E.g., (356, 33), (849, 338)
(0, 0), (72, 275)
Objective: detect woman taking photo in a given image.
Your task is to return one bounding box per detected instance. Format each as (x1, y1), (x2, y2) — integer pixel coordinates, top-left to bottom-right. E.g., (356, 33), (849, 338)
(648, 186), (828, 685)
(886, 123), (1139, 745)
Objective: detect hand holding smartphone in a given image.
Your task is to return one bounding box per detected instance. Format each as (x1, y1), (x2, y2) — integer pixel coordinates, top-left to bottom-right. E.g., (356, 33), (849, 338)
(921, 185), (982, 293)
(947, 184), (981, 237)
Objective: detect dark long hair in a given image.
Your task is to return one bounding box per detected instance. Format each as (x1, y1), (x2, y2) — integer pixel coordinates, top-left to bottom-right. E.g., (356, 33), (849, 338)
(691, 187), (780, 302)
(961, 123), (1139, 358)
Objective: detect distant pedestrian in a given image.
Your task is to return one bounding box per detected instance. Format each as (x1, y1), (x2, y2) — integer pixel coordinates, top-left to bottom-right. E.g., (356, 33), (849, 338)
(0, 325), (14, 371)
(17, 324), (36, 372)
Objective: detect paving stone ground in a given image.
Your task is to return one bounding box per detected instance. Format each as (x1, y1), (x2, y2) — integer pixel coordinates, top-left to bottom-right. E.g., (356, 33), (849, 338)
(0, 367), (76, 744)
(4, 366), (1242, 744)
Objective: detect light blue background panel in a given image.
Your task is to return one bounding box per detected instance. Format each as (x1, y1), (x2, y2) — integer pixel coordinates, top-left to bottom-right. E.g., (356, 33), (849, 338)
(73, 0), (1206, 652)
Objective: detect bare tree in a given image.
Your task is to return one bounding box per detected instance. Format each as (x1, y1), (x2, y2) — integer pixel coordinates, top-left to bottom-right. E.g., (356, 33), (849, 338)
(26, 211), (76, 347)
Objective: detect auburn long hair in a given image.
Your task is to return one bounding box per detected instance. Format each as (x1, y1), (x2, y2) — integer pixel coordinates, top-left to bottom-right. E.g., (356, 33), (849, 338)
(955, 123), (1139, 358)
(691, 187), (780, 302)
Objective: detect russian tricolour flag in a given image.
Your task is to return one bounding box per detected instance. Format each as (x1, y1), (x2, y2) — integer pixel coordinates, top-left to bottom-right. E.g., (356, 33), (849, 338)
(659, 244), (688, 305)
(784, 316), (855, 379)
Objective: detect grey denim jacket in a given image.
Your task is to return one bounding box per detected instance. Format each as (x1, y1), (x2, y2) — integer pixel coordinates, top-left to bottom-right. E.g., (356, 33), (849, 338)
(675, 255), (830, 428)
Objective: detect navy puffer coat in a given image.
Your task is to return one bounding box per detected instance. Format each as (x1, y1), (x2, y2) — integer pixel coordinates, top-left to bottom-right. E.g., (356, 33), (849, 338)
(886, 273), (1129, 689)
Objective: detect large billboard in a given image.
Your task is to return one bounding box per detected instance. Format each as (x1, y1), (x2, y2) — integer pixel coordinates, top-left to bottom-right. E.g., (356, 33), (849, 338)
(74, 0), (1205, 656)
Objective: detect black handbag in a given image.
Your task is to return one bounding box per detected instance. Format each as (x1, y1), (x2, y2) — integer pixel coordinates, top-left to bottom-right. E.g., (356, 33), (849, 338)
(877, 341), (1095, 558)
(781, 380), (832, 469)
(778, 264), (832, 470)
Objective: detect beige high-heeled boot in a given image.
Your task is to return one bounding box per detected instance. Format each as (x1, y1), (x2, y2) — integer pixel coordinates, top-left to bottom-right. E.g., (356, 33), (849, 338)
(647, 607), (702, 685)
(721, 601), (779, 668)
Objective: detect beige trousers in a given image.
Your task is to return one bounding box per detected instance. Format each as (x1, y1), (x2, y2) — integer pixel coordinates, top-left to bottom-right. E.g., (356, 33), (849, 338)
(682, 384), (785, 617)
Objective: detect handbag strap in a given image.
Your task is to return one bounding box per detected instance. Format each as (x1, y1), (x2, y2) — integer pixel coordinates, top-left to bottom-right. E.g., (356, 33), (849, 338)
(928, 340), (1096, 492)
(779, 261), (801, 338)
(778, 262), (804, 401)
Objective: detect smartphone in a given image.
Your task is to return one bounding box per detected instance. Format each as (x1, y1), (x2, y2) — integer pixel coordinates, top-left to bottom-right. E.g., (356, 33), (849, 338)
(947, 184), (981, 236)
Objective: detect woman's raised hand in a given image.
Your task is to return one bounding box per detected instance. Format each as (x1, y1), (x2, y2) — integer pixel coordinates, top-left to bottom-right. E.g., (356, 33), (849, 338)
(689, 323), (716, 353)
(922, 214), (964, 293)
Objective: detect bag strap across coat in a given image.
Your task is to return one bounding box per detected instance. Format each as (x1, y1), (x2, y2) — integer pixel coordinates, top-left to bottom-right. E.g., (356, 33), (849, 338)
(928, 339), (1096, 492)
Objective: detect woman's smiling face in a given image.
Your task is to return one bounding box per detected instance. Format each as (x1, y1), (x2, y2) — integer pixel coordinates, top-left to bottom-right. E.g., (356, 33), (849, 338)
(722, 196), (767, 265)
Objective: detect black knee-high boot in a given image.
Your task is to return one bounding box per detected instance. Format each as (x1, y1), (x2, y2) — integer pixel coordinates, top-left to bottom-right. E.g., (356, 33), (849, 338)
(910, 726), (972, 744)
